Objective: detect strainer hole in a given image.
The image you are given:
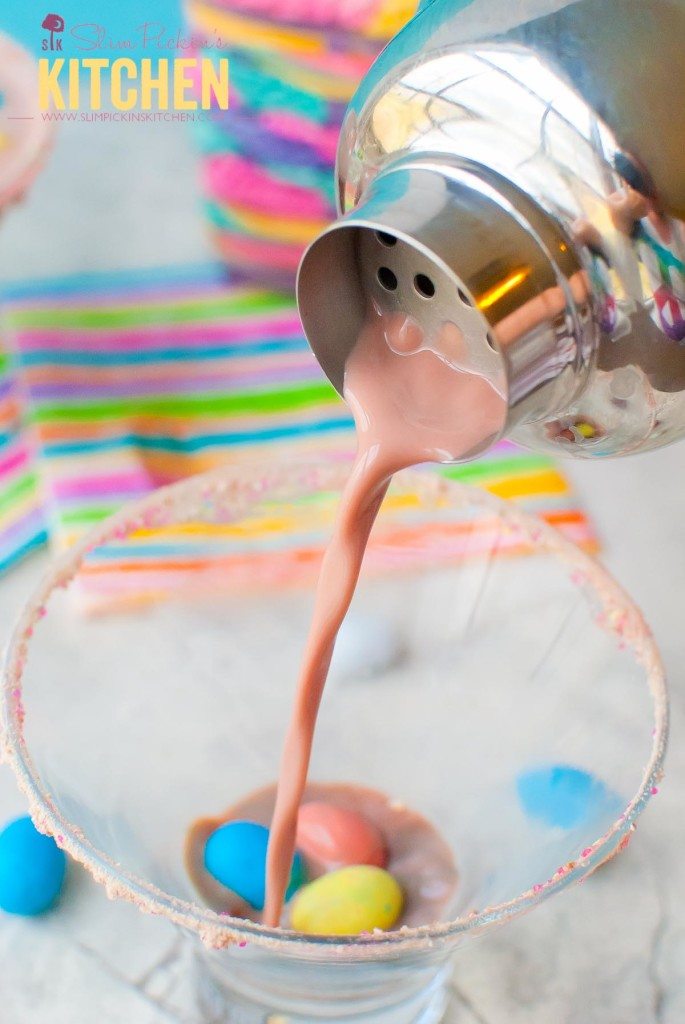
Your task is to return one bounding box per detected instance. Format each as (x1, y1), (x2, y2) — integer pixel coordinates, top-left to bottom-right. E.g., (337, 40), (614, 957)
(487, 332), (498, 351)
(458, 288), (473, 306)
(377, 267), (398, 291)
(376, 231), (397, 247)
(414, 274), (435, 298)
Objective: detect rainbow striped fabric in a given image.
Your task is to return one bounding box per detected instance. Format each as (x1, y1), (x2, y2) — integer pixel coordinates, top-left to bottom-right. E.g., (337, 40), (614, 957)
(184, 0), (416, 288)
(0, 325), (48, 571)
(0, 263), (595, 576)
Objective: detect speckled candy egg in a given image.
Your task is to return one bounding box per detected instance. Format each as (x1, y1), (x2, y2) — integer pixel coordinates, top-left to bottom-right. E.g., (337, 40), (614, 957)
(204, 820), (306, 910)
(291, 865), (403, 936)
(296, 801), (387, 872)
(0, 816), (67, 916)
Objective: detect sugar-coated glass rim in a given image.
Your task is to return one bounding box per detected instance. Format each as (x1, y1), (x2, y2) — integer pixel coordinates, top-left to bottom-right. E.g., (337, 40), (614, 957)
(0, 459), (669, 956)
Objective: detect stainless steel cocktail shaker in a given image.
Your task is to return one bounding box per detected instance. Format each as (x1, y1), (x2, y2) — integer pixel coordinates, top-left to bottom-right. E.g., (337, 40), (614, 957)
(297, 0), (685, 457)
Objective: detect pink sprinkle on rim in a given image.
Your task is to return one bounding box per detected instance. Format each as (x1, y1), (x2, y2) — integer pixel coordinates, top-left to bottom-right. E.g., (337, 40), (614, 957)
(651, 786), (659, 795)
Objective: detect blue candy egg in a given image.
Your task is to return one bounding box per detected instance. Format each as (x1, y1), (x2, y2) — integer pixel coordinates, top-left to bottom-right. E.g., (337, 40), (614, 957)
(204, 820), (306, 910)
(0, 816), (67, 916)
(517, 765), (619, 829)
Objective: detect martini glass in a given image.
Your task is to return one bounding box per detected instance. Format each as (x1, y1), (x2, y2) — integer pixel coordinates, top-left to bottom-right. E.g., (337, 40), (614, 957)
(1, 459), (667, 1023)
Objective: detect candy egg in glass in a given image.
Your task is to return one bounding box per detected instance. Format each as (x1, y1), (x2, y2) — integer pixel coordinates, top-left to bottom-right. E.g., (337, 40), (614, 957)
(1, 459), (667, 1023)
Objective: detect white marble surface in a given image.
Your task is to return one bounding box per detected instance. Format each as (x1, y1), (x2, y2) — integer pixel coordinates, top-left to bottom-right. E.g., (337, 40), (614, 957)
(0, 118), (684, 1022)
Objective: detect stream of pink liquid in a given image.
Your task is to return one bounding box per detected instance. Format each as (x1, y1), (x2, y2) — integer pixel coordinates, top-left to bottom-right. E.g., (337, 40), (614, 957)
(263, 308), (506, 926)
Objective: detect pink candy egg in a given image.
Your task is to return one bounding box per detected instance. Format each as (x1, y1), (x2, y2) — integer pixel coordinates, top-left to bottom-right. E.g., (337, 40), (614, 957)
(296, 801), (387, 873)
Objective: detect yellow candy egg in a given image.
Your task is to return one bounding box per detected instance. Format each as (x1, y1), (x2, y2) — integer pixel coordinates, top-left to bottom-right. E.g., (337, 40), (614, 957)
(291, 865), (403, 936)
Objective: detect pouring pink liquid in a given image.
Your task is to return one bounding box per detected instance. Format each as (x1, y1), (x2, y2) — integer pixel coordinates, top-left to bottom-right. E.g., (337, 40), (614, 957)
(263, 307), (507, 926)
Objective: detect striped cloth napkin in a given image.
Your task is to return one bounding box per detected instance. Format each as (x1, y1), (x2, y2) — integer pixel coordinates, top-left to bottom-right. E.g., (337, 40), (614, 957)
(0, 263), (595, 576)
(0, 324), (47, 570)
